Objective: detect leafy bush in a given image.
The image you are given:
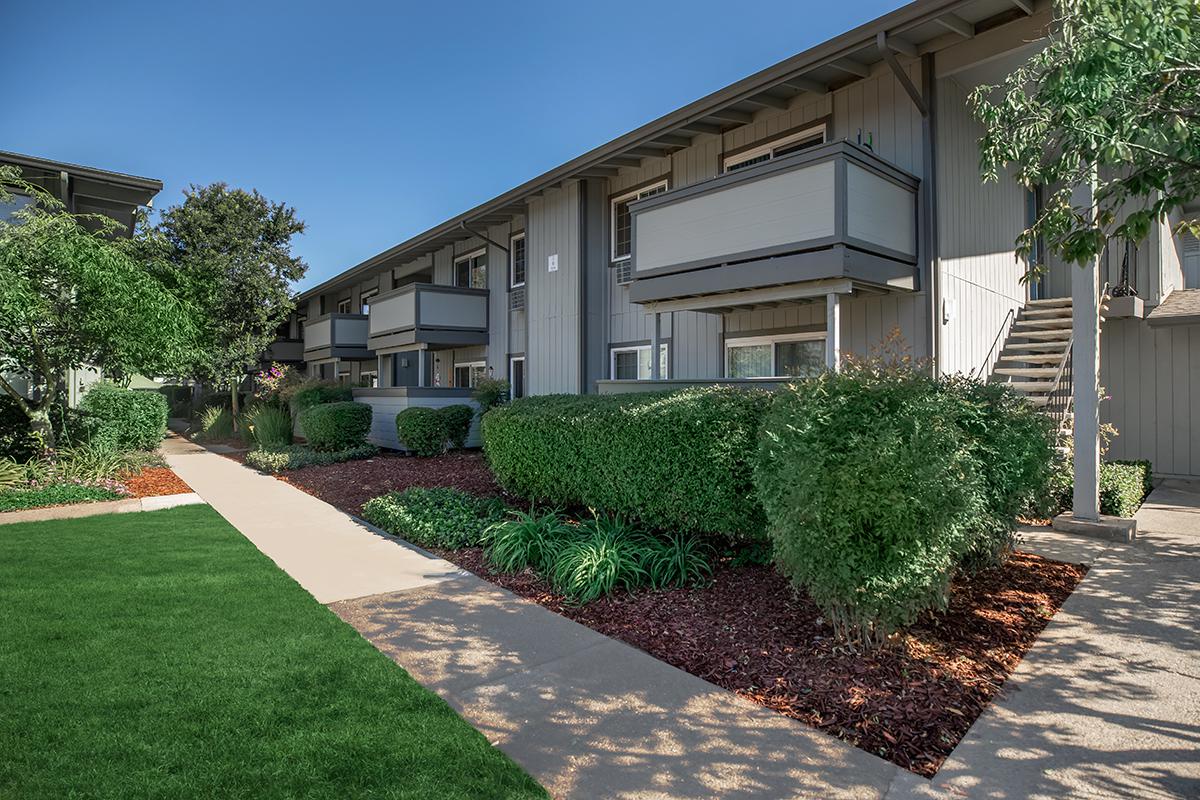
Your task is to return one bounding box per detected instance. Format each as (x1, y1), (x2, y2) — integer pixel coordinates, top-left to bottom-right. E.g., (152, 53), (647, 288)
(754, 364), (984, 647)
(472, 378), (510, 415)
(289, 381), (353, 415)
(243, 405), (293, 449)
(482, 387), (772, 540)
(197, 406), (233, 441)
(0, 483), (123, 512)
(639, 531), (715, 589)
(52, 443), (135, 482)
(395, 407), (447, 457)
(0, 397), (39, 461)
(361, 487), (507, 549)
(298, 401), (372, 451)
(244, 443), (377, 473)
(550, 515), (649, 604)
(438, 405), (475, 449)
(1100, 460), (1152, 517)
(0, 458), (23, 492)
(486, 509), (574, 574)
(78, 384), (168, 451)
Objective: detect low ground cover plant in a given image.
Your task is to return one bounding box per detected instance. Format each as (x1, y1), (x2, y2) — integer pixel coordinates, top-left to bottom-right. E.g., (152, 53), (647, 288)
(78, 383), (168, 451)
(298, 401), (371, 451)
(245, 444), (377, 473)
(482, 387), (772, 540)
(362, 487), (507, 549)
(0, 482), (124, 512)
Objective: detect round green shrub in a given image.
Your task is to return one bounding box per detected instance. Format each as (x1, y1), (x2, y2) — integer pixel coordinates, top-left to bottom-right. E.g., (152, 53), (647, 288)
(0, 397), (39, 461)
(482, 387), (771, 540)
(436, 404), (474, 450)
(395, 407), (447, 457)
(754, 365), (984, 647)
(298, 401), (372, 451)
(78, 384), (168, 451)
(289, 381), (353, 416)
(361, 487), (507, 549)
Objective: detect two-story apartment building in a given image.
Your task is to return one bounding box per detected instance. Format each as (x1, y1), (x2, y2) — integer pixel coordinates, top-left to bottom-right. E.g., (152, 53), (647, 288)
(289, 0), (1200, 483)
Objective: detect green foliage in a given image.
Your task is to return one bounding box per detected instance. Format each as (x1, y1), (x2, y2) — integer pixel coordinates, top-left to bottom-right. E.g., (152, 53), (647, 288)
(361, 488), (507, 549)
(395, 407), (448, 457)
(973, 0), (1200, 268)
(485, 509), (574, 574)
(244, 443), (377, 473)
(0, 458), (23, 492)
(198, 406), (234, 441)
(243, 404), (293, 449)
(298, 401), (371, 451)
(77, 384), (169, 451)
(51, 443), (136, 483)
(639, 531), (715, 590)
(472, 378), (510, 415)
(754, 363), (986, 647)
(1100, 460), (1153, 517)
(438, 404), (475, 449)
(0, 483), (122, 512)
(0, 166), (193, 447)
(482, 387), (772, 540)
(289, 381), (353, 416)
(137, 182), (307, 391)
(0, 396), (39, 461)
(549, 515), (649, 604)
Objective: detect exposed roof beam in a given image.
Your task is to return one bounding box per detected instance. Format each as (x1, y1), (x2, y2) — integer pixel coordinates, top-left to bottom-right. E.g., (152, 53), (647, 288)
(781, 76), (828, 95)
(883, 35), (919, 58)
(577, 167), (620, 178)
(703, 108), (753, 125)
(1009, 0), (1034, 14)
(876, 32), (928, 117)
(603, 156), (644, 168)
(626, 145), (672, 158)
(674, 121), (724, 136)
(744, 93), (790, 111)
(648, 133), (692, 147)
(934, 12), (975, 38)
(829, 57), (870, 78)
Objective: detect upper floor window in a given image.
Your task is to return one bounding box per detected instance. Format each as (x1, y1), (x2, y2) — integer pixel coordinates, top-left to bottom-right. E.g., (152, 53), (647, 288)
(723, 124), (826, 172)
(611, 180), (668, 262)
(336, 297), (352, 314)
(455, 249), (487, 289)
(510, 233), (526, 288)
(360, 287), (379, 314)
(0, 192), (33, 224)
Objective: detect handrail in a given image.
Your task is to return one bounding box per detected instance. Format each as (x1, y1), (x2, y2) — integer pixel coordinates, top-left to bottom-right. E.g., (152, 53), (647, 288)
(972, 307), (1016, 380)
(1043, 281), (1109, 431)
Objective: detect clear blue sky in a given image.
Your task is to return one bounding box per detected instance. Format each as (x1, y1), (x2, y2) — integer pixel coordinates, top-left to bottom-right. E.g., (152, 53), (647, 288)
(4, 0), (901, 291)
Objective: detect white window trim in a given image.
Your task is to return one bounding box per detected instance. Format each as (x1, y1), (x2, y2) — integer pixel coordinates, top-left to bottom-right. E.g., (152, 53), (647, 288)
(722, 124), (827, 172)
(336, 297), (352, 314)
(454, 248), (488, 288)
(611, 179), (669, 262)
(724, 331), (826, 379)
(509, 233), (526, 289)
(453, 360), (487, 388)
(609, 344), (669, 380)
(509, 355), (526, 398)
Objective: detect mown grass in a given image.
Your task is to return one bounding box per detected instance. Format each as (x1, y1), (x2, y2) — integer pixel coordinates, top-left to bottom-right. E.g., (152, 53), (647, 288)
(0, 504), (545, 799)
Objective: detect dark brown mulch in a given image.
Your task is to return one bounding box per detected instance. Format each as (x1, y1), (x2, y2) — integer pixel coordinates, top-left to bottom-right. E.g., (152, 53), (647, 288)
(278, 451), (502, 515)
(122, 467), (192, 498)
(436, 546), (1085, 777)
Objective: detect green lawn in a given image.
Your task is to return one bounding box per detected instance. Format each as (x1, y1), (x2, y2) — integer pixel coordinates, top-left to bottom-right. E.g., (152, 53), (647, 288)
(0, 505), (545, 799)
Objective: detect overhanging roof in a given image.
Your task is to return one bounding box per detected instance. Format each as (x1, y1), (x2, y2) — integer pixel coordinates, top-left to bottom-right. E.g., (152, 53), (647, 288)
(299, 0), (1042, 302)
(0, 150), (162, 198)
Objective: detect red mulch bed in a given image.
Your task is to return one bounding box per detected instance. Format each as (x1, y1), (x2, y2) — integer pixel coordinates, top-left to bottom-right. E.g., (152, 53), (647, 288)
(435, 546), (1085, 777)
(123, 467), (192, 498)
(278, 451), (502, 515)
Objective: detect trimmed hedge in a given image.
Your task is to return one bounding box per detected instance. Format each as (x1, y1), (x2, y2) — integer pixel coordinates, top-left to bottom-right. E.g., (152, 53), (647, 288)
(396, 407), (448, 457)
(1100, 460), (1152, 517)
(362, 487), (507, 549)
(298, 401), (372, 451)
(245, 443), (378, 473)
(482, 387), (772, 539)
(438, 405), (475, 450)
(290, 382), (353, 415)
(79, 385), (168, 451)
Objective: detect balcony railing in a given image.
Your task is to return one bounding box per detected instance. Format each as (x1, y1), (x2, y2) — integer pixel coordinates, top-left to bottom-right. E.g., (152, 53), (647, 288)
(368, 283), (489, 352)
(303, 313), (372, 361)
(628, 141), (919, 310)
(264, 338), (304, 363)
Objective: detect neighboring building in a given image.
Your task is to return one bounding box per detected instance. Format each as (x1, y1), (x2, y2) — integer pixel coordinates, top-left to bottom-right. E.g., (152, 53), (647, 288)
(0, 151), (163, 406)
(284, 0), (1200, 480)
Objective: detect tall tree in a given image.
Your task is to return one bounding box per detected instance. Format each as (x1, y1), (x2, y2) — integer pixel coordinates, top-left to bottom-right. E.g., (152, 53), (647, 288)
(972, 0), (1200, 267)
(0, 167), (194, 447)
(142, 183), (307, 423)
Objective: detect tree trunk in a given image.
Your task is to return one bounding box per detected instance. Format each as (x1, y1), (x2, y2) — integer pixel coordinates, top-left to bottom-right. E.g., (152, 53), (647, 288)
(28, 404), (55, 452)
(230, 382), (240, 433)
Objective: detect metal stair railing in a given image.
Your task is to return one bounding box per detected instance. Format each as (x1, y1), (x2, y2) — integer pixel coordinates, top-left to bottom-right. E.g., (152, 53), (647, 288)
(971, 307), (1016, 381)
(1044, 281), (1109, 431)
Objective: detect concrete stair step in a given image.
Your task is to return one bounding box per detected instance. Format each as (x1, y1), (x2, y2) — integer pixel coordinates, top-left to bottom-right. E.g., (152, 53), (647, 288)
(1013, 318), (1073, 330)
(1021, 307), (1075, 319)
(994, 367), (1061, 378)
(1012, 330), (1073, 341)
(998, 354), (1066, 364)
(1027, 297), (1073, 308)
(1005, 380), (1057, 393)
(1026, 395), (1051, 407)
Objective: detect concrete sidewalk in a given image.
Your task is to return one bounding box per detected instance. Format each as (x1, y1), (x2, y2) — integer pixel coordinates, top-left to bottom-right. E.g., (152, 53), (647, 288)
(168, 433), (1200, 798)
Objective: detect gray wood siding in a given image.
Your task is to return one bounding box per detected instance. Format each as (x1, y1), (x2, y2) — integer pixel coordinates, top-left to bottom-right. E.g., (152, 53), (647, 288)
(1102, 319), (1200, 478)
(935, 75), (1027, 376)
(526, 181), (583, 394)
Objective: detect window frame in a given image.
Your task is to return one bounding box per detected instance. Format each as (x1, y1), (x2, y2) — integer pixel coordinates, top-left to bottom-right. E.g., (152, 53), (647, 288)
(509, 356), (526, 399)
(610, 179), (669, 262)
(509, 233), (526, 289)
(336, 297), (352, 315)
(452, 360), (487, 389)
(724, 331), (826, 379)
(454, 248), (488, 289)
(359, 287), (379, 314)
(722, 123), (827, 173)
(609, 343), (669, 380)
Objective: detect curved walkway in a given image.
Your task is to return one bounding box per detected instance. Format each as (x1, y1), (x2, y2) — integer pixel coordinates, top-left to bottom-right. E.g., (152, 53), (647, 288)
(164, 431), (1200, 799)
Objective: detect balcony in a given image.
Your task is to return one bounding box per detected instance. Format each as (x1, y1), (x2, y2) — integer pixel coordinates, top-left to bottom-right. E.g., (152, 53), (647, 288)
(303, 313), (372, 361)
(368, 283), (489, 352)
(263, 338), (304, 364)
(627, 141), (919, 311)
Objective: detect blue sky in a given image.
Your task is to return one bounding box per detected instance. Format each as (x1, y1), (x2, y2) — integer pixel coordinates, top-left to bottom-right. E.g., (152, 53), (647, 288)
(4, 0), (901, 290)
